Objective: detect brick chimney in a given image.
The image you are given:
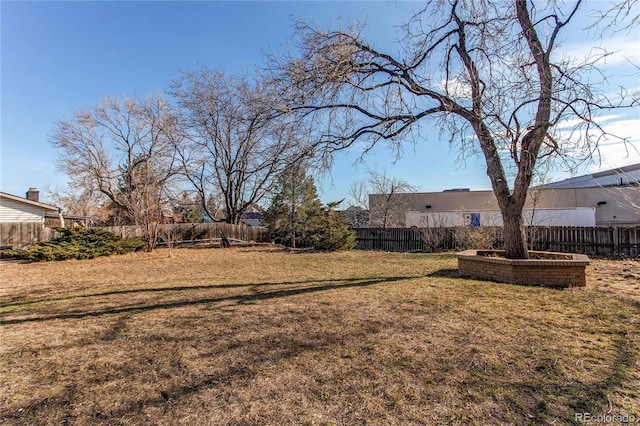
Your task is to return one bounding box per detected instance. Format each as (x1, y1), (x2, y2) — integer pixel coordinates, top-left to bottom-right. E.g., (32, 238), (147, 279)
(26, 187), (40, 203)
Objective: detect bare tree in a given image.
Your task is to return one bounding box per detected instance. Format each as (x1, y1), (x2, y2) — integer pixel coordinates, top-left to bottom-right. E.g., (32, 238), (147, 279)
(51, 96), (182, 251)
(350, 169), (418, 229)
(589, 0), (639, 35)
(268, 0), (638, 258)
(169, 68), (305, 224)
(45, 184), (108, 225)
(347, 179), (369, 211)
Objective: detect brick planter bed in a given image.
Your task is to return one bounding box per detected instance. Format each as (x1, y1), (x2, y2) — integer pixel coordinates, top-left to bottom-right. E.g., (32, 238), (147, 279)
(456, 249), (591, 288)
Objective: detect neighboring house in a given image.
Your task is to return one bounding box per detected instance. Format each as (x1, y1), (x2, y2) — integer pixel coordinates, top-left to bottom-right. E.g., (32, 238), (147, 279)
(240, 211), (264, 227)
(0, 188), (62, 224)
(202, 205), (264, 226)
(369, 165), (640, 228)
(240, 204), (264, 227)
(0, 188), (64, 250)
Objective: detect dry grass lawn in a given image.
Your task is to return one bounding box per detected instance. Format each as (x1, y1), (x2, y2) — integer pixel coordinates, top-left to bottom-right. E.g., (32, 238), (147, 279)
(1, 247), (638, 425)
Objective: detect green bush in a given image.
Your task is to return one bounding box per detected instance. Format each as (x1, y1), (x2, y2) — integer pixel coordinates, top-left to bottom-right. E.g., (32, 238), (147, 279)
(0, 228), (145, 261)
(313, 213), (357, 251)
(263, 164), (356, 251)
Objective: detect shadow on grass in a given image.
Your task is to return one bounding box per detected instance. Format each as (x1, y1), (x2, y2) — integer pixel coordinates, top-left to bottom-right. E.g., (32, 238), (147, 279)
(3, 271), (639, 425)
(10, 297), (637, 425)
(427, 268), (460, 279)
(0, 276), (419, 325)
(0, 277), (378, 308)
(567, 332), (637, 420)
(495, 330), (638, 424)
(4, 328), (365, 423)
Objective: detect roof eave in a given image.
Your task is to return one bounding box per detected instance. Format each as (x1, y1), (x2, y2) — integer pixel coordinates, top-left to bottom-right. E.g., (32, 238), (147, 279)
(0, 191), (61, 213)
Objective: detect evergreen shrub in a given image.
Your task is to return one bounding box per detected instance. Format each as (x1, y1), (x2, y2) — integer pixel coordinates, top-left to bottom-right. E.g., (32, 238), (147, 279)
(0, 227), (145, 261)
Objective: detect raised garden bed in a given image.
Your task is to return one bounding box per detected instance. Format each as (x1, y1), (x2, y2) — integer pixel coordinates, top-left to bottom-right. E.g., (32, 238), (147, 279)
(456, 249), (590, 288)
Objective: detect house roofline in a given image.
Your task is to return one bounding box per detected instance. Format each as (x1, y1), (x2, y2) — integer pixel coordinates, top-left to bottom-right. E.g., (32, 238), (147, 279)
(592, 162), (640, 179)
(0, 191), (61, 212)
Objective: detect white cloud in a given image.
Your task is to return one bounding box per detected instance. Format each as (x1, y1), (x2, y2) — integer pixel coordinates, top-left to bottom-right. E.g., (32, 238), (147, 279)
(438, 78), (471, 99)
(598, 118), (640, 140)
(555, 116), (640, 172)
(554, 36), (640, 67)
(556, 114), (625, 130)
(542, 114), (639, 174)
(586, 118), (640, 170)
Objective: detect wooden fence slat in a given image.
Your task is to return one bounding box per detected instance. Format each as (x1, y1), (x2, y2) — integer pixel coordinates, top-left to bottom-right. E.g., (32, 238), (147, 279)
(0, 222), (264, 251)
(100, 223), (265, 245)
(354, 226), (640, 257)
(1, 222), (638, 257)
(0, 222), (57, 250)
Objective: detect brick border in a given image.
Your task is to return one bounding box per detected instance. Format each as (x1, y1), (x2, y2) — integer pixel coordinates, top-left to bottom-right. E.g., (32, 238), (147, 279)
(456, 250), (590, 288)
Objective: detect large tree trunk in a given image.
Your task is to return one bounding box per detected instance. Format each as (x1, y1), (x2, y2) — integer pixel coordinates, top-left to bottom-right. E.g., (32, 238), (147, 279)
(476, 123), (530, 260)
(501, 204), (528, 259)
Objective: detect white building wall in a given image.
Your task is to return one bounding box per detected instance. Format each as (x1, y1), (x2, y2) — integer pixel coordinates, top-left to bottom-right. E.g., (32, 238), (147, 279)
(375, 186), (639, 227)
(524, 208), (596, 227)
(0, 198), (45, 223)
(406, 208), (596, 228)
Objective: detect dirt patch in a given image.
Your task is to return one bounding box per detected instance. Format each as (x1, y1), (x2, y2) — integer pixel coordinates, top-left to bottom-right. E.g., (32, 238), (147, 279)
(588, 258), (640, 301)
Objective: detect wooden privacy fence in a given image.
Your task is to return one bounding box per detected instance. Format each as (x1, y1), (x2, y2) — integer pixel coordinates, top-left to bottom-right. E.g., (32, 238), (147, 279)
(3, 222), (637, 257)
(0, 222), (58, 250)
(0, 222), (264, 251)
(355, 226), (640, 257)
(100, 222), (265, 245)
(528, 226), (640, 257)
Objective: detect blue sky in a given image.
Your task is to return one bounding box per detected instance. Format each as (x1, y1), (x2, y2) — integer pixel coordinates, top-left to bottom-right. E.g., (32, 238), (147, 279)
(1, 1), (639, 205)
